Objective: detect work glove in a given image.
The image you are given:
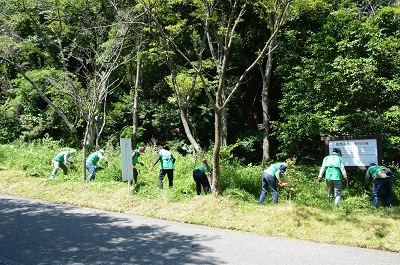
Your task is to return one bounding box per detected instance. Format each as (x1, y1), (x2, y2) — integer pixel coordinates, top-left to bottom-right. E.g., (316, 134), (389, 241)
(345, 178), (349, 185)
(318, 178), (321, 183)
(278, 182), (285, 188)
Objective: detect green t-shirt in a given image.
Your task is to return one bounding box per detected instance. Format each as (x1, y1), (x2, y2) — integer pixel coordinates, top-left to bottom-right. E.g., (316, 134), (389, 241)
(159, 149), (174, 169)
(264, 163), (286, 178)
(132, 149), (140, 166)
(53, 151), (70, 163)
(368, 165), (387, 179)
(87, 152), (101, 166)
(195, 165), (212, 173)
(322, 153), (343, 180)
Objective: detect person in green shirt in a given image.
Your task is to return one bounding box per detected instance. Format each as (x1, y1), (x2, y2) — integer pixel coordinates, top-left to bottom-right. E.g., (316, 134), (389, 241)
(86, 149), (108, 181)
(50, 149), (76, 179)
(181, 145), (196, 163)
(365, 163), (394, 208)
(259, 162), (287, 204)
(193, 165), (212, 195)
(131, 146), (144, 185)
(149, 145), (176, 189)
(318, 148), (348, 207)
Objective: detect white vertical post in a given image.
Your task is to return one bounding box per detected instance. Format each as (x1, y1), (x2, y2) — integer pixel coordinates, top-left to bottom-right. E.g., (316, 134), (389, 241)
(120, 138), (133, 193)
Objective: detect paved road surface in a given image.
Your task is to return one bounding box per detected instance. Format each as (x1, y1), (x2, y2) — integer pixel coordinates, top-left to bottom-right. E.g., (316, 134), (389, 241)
(0, 195), (399, 265)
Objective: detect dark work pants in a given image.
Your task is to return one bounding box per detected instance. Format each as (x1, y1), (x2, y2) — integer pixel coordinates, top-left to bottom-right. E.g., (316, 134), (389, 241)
(131, 167), (139, 184)
(51, 161), (68, 178)
(372, 177), (394, 207)
(193, 169), (210, 195)
(159, 169), (174, 189)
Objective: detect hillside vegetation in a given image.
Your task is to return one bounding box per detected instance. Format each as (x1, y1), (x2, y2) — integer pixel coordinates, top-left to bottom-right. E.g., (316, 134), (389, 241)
(0, 140), (399, 252)
(1, 1), (400, 166)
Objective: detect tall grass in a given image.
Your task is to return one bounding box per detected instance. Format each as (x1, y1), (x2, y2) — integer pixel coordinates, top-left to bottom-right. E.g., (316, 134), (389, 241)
(1, 140), (400, 252)
(0, 138), (399, 211)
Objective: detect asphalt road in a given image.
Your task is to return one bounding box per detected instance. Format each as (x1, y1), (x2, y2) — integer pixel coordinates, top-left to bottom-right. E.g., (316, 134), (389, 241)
(0, 195), (399, 265)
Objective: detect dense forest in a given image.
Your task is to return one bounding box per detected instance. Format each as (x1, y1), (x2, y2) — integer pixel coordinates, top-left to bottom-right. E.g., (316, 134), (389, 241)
(0, 0), (399, 178)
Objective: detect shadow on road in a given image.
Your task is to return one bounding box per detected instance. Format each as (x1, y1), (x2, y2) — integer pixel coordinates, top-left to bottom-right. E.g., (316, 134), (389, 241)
(0, 197), (223, 265)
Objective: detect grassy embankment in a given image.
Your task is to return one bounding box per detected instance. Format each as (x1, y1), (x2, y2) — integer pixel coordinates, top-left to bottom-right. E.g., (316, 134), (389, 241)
(0, 140), (399, 252)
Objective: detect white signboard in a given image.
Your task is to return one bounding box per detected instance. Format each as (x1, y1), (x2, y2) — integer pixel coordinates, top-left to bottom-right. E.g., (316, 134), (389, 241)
(120, 138), (133, 182)
(329, 139), (378, 167)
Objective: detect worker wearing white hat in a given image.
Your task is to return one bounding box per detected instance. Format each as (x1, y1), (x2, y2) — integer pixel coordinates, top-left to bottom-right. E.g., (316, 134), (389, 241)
(86, 149), (108, 181)
(49, 149), (76, 180)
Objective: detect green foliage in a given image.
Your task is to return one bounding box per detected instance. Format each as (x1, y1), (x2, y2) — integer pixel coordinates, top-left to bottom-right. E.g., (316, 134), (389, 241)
(0, 137), (64, 177)
(1, 0), (399, 170)
(275, 5), (400, 163)
(220, 152), (261, 199)
(223, 188), (256, 202)
(162, 138), (185, 151)
(0, 106), (20, 144)
(231, 131), (264, 165)
(164, 68), (204, 99)
(119, 125), (146, 140)
(1, 142), (400, 213)
(101, 158), (123, 182)
(369, 6), (400, 35)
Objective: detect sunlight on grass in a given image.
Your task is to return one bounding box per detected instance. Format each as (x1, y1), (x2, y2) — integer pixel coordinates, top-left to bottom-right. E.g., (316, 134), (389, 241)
(1, 141), (400, 253)
(1, 170), (399, 252)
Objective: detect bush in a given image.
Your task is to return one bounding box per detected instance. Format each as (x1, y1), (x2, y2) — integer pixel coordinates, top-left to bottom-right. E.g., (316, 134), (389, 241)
(0, 137), (63, 177)
(224, 187), (257, 202)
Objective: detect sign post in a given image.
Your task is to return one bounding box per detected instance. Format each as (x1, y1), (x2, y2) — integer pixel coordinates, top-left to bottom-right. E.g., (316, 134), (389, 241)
(321, 135), (384, 170)
(120, 138), (133, 193)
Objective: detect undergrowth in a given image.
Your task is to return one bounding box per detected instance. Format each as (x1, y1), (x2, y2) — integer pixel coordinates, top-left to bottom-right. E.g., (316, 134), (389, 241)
(0, 138), (399, 213)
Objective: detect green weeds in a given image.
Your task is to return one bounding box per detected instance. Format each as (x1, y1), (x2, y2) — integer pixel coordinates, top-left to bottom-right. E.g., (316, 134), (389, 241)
(1, 140), (399, 211)
(1, 141), (400, 251)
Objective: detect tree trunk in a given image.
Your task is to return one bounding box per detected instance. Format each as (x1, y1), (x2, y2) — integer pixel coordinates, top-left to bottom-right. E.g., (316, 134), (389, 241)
(132, 87), (138, 149)
(132, 39), (141, 149)
(165, 54), (213, 185)
(212, 109), (222, 195)
(82, 115), (96, 181)
(178, 104), (213, 184)
(82, 126), (90, 181)
(220, 87), (228, 147)
(96, 94), (108, 148)
(82, 144), (87, 181)
(261, 36), (277, 164)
